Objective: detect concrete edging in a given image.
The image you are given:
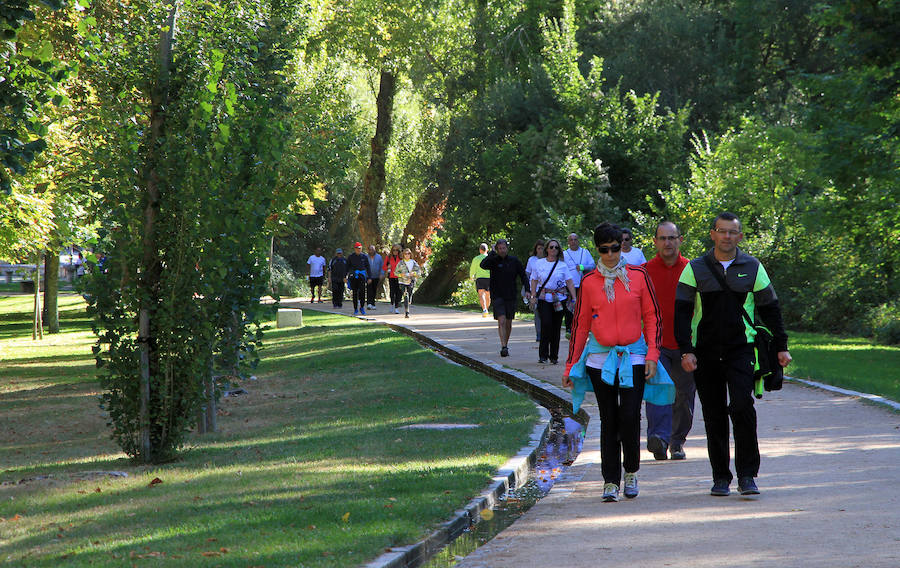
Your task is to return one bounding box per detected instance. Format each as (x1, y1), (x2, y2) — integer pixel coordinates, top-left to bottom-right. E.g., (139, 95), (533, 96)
(786, 375), (900, 411)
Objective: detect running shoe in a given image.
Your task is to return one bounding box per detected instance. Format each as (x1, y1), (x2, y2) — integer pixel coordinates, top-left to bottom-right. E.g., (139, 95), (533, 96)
(602, 483), (619, 502)
(623, 473), (639, 499)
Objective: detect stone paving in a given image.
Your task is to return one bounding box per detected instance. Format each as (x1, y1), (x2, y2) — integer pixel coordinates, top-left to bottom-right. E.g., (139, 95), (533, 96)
(287, 299), (900, 568)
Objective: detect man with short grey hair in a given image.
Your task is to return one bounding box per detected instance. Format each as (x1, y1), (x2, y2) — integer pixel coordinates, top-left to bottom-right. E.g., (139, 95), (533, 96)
(563, 233), (595, 336)
(675, 212), (791, 497)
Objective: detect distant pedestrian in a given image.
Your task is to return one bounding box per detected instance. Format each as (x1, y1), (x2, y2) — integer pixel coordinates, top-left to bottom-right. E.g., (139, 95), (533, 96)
(469, 243), (492, 318)
(480, 239), (530, 358)
(394, 248), (422, 318)
(528, 239), (576, 365)
(346, 242), (371, 315)
(644, 221), (694, 460)
(366, 245), (383, 310)
(621, 228), (647, 266)
(328, 249), (348, 308)
(562, 233), (595, 337)
(525, 239), (546, 341)
(307, 247), (327, 303)
(564, 222), (663, 503)
(382, 245), (402, 314)
(675, 212), (791, 497)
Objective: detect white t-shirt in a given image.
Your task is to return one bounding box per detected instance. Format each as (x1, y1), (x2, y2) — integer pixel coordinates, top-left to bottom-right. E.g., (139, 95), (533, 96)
(586, 350), (646, 371)
(307, 255), (327, 277)
(720, 258), (735, 271)
(621, 247), (647, 266)
(530, 258), (572, 302)
(404, 259), (415, 272)
(525, 255), (543, 280)
(562, 247), (595, 288)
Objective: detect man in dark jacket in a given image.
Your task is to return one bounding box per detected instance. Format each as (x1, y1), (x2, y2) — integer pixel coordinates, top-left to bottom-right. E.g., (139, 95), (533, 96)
(328, 249), (348, 308)
(346, 242), (371, 315)
(481, 239), (530, 357)
(674, 212), (791, 497)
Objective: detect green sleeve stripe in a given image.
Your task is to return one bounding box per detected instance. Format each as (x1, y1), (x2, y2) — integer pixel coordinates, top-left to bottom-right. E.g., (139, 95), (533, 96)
(679, 264), (696, 287)
(753, 263), (771, 292)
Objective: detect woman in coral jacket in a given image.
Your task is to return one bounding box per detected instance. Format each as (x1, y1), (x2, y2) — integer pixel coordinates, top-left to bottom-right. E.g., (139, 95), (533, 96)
(382, 245), (403, 314)
(563, 222), (663, 503)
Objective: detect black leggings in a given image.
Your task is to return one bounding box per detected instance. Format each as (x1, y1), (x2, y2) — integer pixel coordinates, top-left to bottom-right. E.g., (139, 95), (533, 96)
(537, 300), (564, 361)
(388, 277), (401, 308)
(401, 283), (414, 313)
(588, 364), (646, 485)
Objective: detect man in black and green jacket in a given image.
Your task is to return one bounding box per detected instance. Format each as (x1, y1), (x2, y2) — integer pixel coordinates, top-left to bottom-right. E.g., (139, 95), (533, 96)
(674, 212), (791, 497)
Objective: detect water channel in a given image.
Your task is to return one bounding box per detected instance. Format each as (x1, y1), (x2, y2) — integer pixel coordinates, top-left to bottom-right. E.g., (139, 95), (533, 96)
(421, 412), (585, 567)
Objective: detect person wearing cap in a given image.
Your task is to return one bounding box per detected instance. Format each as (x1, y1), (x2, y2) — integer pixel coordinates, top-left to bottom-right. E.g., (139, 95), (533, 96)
(328, 248), (348, 308)
(346, 242), (371, 315)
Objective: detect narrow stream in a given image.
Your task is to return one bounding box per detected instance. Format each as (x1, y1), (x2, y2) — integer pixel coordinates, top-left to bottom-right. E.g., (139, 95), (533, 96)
(422, 413), (585, 567)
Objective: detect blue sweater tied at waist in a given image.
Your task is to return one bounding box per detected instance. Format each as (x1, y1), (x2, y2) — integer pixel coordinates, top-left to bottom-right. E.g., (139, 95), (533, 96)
(567, 334), (675, 413)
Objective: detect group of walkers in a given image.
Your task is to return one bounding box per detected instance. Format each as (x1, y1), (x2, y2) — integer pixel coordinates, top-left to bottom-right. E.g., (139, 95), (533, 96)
(476, 213), (791, 502)
(306, 242), (421, 318)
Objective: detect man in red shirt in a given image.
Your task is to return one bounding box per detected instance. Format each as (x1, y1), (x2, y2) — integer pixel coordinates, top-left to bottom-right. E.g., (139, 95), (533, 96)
(644, 221), (695, 460)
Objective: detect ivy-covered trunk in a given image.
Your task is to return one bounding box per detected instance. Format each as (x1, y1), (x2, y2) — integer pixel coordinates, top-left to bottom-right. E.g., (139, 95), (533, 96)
(357, 69), (395, 247)
(43, 251), (59, 334)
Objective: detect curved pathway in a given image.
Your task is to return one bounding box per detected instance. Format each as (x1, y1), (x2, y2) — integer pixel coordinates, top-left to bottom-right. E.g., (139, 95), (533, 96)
(290, 300), (900, 568)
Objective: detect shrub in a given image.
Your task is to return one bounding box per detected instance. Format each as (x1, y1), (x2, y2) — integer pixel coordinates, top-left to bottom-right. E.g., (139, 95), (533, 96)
(271, 254), (307, 298)
(868, 301), (900, 345)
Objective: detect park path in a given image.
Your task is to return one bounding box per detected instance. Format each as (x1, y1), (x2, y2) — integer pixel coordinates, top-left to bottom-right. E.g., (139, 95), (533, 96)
(286, 299), (900, 568)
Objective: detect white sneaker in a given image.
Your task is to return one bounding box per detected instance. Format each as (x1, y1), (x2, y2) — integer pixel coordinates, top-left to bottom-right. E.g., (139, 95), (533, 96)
(602, 482), (619, 502)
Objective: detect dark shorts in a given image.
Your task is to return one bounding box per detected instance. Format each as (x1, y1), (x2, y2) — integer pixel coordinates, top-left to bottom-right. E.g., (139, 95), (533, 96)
(492, 296), (516, 320)
(475, 277), (491, 291)
(309, 276), (324, 287)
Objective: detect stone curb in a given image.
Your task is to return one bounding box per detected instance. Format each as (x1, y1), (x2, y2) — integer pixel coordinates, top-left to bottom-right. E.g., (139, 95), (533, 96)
(360, 320), (591, 568)
(786, 375), (900, 411)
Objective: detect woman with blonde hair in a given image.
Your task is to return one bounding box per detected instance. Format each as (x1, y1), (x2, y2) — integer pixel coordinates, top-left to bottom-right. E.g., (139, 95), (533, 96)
(394, 248), (422, 318)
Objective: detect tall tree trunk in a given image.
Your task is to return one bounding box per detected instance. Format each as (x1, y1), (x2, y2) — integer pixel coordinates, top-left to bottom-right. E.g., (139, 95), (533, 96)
(138, 3), (176, 462)
(414, 247), (467, 304)
(43, 251), (59, 333)
(401, 183), (449, 266)
(357, 69), (395, 247)
(32, 252), (43, 340)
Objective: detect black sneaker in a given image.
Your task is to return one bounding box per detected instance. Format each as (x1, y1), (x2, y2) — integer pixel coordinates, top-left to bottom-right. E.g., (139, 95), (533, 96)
(647, 434), (668, 461)
(738, 476), (760, 495)
(550, 359), (558, 365)
(670, 445), (686, 460)
(538, 358), (547, 364)
(500, 346), (509, 357)
(710, 478), (731, 496)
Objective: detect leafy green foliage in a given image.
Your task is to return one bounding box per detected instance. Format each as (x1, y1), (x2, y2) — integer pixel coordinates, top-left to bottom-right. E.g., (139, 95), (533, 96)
(0, 0), (71, 195)
(78, 0), (303, 462)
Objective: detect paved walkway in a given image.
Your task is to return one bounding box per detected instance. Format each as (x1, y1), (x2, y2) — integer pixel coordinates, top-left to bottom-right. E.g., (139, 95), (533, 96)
(287, 299), (900, 568)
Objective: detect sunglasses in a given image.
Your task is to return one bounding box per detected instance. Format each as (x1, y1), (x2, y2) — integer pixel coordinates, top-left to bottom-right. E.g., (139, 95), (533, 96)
(597, 245), (622, 254)
(547, 245), (560, 250)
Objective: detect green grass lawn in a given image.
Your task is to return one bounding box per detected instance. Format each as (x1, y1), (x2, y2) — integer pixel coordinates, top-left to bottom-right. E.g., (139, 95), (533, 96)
(0, 295), (538, 567)
(787, 330), (900, 401)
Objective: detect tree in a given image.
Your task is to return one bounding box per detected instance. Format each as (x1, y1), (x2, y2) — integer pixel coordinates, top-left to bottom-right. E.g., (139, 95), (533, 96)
(80, 0), (302, 462)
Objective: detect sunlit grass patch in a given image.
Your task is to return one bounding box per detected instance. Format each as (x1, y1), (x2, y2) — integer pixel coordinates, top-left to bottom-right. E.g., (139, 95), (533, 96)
(788, 330), (900, 401)
(0, 298), (538, 567)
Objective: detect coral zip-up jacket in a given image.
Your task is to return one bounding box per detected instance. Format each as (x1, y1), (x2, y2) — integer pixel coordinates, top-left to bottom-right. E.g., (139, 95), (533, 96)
(382, 254), (402, 278)
(565, 266), (662, 376)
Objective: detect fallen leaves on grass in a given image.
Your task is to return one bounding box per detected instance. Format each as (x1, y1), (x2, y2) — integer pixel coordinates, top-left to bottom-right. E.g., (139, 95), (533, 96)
(0, 514), (23, 522)
(148, 477), (163, 487)
(341, 512), (350, 522)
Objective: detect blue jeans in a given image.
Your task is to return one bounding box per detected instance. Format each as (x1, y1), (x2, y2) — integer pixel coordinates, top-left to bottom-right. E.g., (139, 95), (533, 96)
(646, 347), (697, 448)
